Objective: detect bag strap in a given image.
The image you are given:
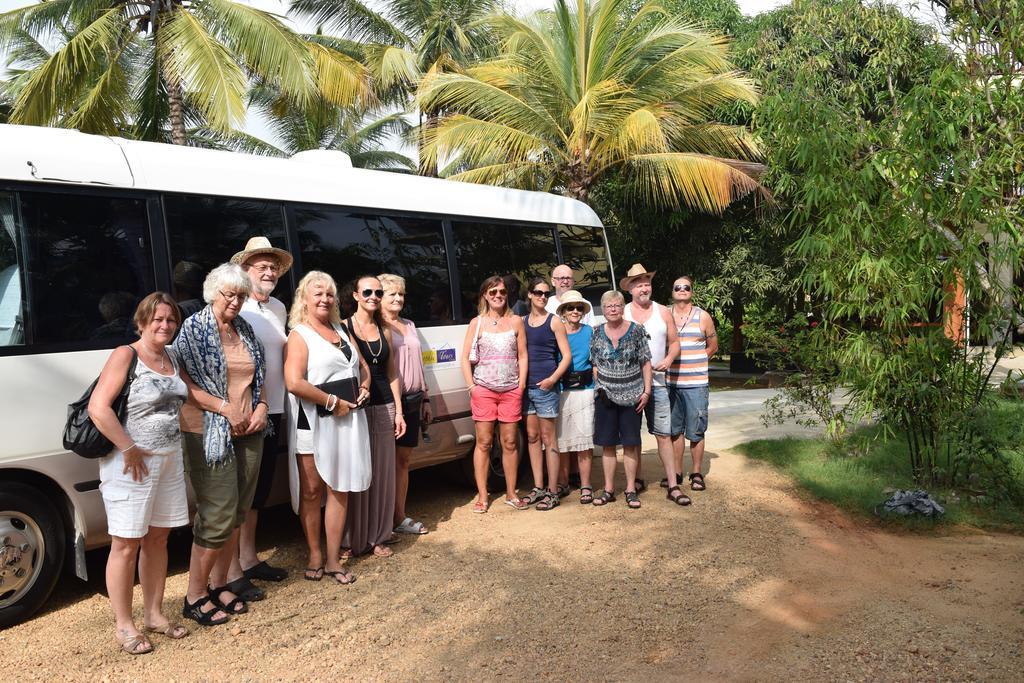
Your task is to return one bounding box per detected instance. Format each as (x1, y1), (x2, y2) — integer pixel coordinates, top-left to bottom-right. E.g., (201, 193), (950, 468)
(121, 345), (139, 398)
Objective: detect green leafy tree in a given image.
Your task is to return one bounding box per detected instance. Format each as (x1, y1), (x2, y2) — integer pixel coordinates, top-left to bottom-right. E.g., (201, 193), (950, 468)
(289, 0), (505, 173)
(415, 0), (767, 214)
(753, 0), (1024, 490)
(0, 0), (368, 144)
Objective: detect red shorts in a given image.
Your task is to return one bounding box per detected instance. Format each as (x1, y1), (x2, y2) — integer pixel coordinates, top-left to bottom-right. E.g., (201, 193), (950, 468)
(471, 385), (523, 423)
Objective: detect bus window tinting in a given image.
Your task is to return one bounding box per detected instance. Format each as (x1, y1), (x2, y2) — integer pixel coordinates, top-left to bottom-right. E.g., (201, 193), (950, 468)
(452, 221), (558, 321)
(0, 192), (25, 346)
(19, 191), (154, 346)
(164, 195), (289, 314)
(294, 207), (452, 325)
(558, 224), (613, 309)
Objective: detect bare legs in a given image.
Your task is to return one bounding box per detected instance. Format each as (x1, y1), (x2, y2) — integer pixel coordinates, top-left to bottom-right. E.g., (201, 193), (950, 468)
(139, 527), (172, 628)
(654, 434), (677, 489)
(601, 447), (617, 493)
(525, 414), (545, 489)
(622, 445), (640, 492)
(394, 445), (412, 526)
(499, 422), (520, 500)
(672, 436), (706, 479)
(573, 449), (593, 491)
(238, 509), (260, 571)
(107, 536), (143, 640)
(297, 453), (325, 571)
(472, 421), (495, 505)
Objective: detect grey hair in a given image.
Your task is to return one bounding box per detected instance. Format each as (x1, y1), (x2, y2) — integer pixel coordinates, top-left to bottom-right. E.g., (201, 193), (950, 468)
(202, 263), (252, 304)
(378, 273), (406, 293)
(600, 289), (625, 307)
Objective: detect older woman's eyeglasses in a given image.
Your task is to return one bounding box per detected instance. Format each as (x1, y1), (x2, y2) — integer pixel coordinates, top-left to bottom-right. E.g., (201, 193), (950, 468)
(219, 290), (245, 302)
(603, 302), (623, 310)
(487, 288), (507, 297)
(361, 289), (384, 299)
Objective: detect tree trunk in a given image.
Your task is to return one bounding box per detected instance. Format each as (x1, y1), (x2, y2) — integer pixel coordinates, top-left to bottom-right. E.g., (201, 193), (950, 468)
(166, 74), (186, 145)
(729, 288), (754, 373)
(419, 110), (438, 177)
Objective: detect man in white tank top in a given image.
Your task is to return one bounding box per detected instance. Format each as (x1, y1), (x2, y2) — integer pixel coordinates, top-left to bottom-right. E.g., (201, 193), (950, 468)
(546, 264), (595, 326)
(621, 264), (687, 505)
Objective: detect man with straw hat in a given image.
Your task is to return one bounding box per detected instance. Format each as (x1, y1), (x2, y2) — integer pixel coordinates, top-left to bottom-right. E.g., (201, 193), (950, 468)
(621, 264), (689, 506)
(224, 237), (294, 597)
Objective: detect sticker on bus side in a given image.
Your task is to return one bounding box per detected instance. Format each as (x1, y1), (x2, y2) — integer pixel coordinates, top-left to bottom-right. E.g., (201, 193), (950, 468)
(422, 347), (457, 365)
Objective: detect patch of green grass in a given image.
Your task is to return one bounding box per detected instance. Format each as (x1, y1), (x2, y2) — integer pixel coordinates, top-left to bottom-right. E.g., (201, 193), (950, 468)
(736, 401), (1024, 533)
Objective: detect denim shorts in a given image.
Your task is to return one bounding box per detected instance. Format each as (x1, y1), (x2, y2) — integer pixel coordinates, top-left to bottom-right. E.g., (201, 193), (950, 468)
(525, 386), (560, 418)
(669, 385), (710, 442)
(643, 385), (672, 436)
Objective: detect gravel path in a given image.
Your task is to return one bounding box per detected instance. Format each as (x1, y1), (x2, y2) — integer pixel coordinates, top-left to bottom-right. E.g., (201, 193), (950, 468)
(5, 390), (1023, 681)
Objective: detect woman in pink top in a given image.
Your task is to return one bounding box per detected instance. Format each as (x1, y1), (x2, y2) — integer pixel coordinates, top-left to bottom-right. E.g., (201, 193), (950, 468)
(379, 273), (432, 535)
(460, 275), (528, 513)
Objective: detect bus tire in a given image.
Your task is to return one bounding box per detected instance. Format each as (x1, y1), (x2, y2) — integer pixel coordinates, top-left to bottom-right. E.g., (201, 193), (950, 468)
(0, 482), (66, 629)
(458, 426), (527, 493)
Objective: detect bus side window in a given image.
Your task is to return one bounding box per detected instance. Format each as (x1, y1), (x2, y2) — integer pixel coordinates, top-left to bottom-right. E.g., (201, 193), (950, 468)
(294, 207), (451, 326)
(164, 195), (290, 311)
(451, 221), (559, 322)
(19, 191), (154, 347)
(0, 192), (25, 346)
(558, 224), (613, 311)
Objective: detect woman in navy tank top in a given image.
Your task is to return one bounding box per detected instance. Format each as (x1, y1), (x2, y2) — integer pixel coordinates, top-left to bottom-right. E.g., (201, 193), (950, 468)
(520, 277), (572, 511)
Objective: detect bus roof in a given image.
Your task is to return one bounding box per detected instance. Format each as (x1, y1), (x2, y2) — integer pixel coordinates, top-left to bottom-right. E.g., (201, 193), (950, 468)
(0, 124), (603, 227)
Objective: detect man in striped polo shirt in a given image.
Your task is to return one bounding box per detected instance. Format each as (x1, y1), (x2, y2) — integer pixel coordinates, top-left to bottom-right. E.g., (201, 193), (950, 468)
(666, 275), (718, 491)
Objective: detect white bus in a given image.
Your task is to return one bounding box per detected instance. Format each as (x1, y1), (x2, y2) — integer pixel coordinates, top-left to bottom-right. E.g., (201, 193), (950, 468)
(0, 123), (614, 627)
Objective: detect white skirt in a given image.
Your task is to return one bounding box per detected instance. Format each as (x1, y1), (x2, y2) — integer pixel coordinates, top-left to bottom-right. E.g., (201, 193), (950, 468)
(557, 388), (595, 452)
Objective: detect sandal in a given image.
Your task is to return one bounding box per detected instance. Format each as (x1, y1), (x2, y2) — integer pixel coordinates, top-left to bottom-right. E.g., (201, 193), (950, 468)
(472, 500), (488, 514)
(144, 621), (189, 640)
(208, 585), (247, 615)
(394, 517), (428, 535)
(666, 485), (692, 506)
(659, 474), (684, 488)
(625, 490), (641, 509)
(242, 560), (288, 582)
(592, 489), (616, 506)
(324, 569), (357, 585)
(635, 479), (648, 494)
(372, 544), (394, 558)
(304, 566), (325, 581)
(225, 576), (265, 602)
(181, 595), (231, 626)
(536, 491), (560, 511)
(522, 487), (546, 506)
(504, 497), (528, 510)
(556, 483), (570, 498)
(689, 473), (706, 491)
(116, 632), (153, 655)
(579, 487), (594, 505)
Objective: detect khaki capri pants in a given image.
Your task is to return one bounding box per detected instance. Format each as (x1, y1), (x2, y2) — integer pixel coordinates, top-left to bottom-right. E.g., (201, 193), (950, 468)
(182, 431), (263, 549)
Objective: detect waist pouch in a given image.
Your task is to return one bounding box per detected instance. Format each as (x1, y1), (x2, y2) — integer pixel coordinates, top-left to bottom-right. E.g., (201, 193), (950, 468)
(561, 370), (592, 391)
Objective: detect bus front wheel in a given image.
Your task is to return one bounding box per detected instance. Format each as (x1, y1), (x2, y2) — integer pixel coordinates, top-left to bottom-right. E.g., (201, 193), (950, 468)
(0, 482), (65, 629)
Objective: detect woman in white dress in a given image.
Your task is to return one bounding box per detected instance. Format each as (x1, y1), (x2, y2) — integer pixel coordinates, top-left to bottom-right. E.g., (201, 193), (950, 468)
(284, 271), (372, 585)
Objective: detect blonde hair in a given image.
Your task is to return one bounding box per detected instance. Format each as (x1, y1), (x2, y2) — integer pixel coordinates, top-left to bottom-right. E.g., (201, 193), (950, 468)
(134, 292), (181, 333)
(378, 273), (406, 293)
(477, 275), (512, 317)
(600, 289), (625, 307)
(289, 271), (340, 329)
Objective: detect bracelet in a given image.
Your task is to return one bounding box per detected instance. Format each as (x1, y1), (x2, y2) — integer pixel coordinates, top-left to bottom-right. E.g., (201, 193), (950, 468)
(423, 397), (430, 403)
(123, 442), (137, 453)
(325, 394), (338, 412)
(257, 400), (268, 408)
(218, 399), (227, 415)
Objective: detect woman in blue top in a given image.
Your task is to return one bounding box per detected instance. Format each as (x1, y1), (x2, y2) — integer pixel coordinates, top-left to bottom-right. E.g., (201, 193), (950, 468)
(521, 276), (572, 511)
(553, 291), (598, 504)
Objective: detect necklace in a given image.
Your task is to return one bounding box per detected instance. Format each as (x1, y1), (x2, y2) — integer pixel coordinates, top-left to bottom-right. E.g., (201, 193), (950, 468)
(673, 304), (695, 333)
(486, 312), (502, 326)
(354, 316), (384, 364)
(139, 344), (167, 371)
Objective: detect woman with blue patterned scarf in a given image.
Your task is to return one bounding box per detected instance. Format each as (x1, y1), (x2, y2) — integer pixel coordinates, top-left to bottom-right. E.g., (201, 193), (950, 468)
(174, 263), (269, 626)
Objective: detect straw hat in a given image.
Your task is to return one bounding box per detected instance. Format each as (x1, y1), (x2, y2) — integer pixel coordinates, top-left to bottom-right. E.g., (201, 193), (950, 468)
(555, 289), (592, 316)
(619, 263), (656, 290)
(230, 236), (293, 275)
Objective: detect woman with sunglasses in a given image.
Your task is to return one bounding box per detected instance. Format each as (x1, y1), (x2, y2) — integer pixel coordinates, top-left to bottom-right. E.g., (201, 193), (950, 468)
(520, 277), (572, 511)
(342, 276), (406, 558)
(461, 275), (529, 512)
(553, 291), (597, 504)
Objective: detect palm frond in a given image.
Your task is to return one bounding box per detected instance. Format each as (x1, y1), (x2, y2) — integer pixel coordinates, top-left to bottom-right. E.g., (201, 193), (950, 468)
(626, 152), (769, 213)
(289, 0), (411, 45)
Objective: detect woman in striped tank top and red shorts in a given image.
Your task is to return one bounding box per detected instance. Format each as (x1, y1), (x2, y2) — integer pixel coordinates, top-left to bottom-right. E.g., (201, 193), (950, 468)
(667, 276), (718, 492)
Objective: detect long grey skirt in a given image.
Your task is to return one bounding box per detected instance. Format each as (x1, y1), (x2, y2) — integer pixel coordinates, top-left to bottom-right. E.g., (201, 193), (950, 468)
(342, 403), (397, 555)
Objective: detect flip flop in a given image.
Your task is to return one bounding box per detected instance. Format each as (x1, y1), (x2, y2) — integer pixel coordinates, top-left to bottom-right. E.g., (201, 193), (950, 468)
(303, 566), (325, 582)
(144, 622), (189, 640)
(504, 497), (528, 510)
(324, 569), (357, 585)
(472, 500), (488, 514)
(372, 544), (394, 558)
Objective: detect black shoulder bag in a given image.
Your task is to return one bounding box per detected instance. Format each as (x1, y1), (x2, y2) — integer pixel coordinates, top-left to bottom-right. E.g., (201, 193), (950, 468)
(63, 346), (139, 458)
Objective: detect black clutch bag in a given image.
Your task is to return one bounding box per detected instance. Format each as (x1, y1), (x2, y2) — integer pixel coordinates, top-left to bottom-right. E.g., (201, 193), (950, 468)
(316, 377), (362, 416)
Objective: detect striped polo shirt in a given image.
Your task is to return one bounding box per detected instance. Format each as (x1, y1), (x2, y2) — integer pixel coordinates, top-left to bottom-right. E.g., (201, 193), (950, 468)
(668, 306), (709, 387)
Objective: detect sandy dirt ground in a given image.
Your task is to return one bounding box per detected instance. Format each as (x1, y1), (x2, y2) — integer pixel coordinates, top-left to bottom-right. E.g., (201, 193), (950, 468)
(4, 390), (1023, 681)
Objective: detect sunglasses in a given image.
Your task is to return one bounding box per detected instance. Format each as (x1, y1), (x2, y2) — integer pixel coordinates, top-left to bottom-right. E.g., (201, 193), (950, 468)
(563, 304), (586, 313)
(487, 288), (507, 297)
(530, 289), (551, 298)
(361, 289), (384, 299)
(674, 284), (693, 292)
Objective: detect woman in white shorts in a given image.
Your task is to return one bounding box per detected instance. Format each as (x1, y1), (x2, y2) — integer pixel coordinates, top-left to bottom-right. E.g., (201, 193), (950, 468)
(285, 271), (371, 585)
(88, 292), (224, 654)
(554, 291), (598, 504)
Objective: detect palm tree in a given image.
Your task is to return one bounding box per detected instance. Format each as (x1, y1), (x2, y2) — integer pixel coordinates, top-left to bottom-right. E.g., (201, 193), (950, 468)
(288, 0), (505, 173)
(416, 0), (767, 213)
(0, 0), (369, 144)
